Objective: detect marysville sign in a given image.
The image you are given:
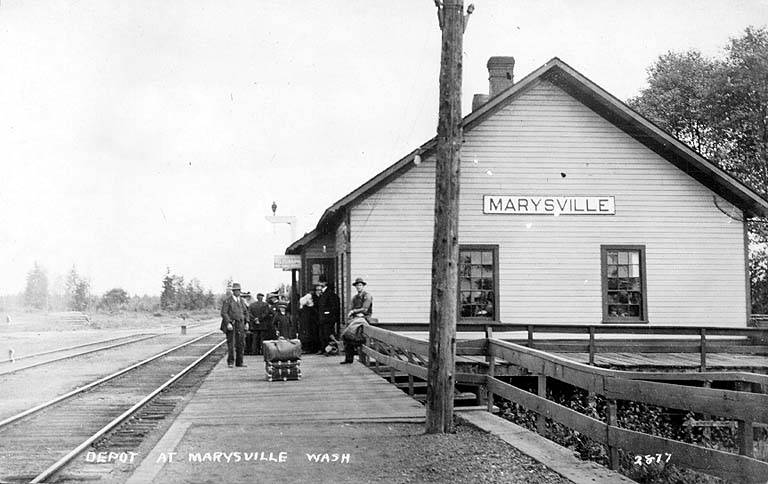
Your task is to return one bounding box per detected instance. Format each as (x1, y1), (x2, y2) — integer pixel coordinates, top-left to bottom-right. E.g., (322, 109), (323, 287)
(483, 195), (615, 215)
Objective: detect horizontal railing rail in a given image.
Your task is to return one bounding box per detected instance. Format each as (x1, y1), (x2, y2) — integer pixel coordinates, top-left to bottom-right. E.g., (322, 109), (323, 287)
(361, 325), (768, 484)
(373, 322), (768, 370)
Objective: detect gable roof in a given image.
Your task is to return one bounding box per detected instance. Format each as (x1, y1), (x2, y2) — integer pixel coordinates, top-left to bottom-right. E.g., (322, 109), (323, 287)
(287, 57), (768, 254)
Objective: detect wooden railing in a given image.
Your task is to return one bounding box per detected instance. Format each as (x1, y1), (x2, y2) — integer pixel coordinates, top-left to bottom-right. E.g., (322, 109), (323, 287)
(375, 322), (768, 371)
(752, 314), (768, 328)
(361, 325), (768, 484)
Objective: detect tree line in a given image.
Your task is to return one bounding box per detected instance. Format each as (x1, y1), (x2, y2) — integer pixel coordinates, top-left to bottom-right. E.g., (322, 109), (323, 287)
(19, 263), (219, 313)
(628, 26), (768, 315)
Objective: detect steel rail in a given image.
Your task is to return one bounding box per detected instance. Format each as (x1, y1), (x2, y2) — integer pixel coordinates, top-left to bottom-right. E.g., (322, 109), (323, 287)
(0, 320), (217, 376)
(1, 318), (214, 366)
(0, 333), (154, 365)
(30, 338), (225, 483)
(0, 334), (160, 376)
(0, 330), (219, 430)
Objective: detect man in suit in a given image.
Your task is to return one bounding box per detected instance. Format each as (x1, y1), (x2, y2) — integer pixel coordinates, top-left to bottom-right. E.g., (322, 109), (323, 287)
(220, 282), (248, 368)
(248, 292), (273, 353)
(341, 277), (374, 364)
(315, 280), (340, 356)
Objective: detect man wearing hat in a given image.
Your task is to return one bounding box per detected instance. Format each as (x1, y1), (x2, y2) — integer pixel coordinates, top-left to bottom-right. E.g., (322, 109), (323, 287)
(315, 278), (340, 356)
(220, 282), (248, 368)
(247, 292), (272, 354)
(341, 277), (374, 364)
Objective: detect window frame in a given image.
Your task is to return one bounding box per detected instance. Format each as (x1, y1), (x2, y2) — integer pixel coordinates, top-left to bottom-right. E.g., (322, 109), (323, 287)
(305, 257), (335, 293)
(457, 244), (500, 323)
(600, 245), (648, 324)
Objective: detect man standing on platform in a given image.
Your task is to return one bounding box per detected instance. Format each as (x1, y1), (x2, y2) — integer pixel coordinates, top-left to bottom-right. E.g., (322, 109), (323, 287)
(316, 279), (339, 356)
(341, 277), (374, 364)
(248, 292), (273, 353)
(220, 282), (248, 368)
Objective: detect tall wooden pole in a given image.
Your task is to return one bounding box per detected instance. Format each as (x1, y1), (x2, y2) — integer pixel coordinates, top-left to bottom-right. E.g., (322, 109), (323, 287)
(426, 0), (469, 434)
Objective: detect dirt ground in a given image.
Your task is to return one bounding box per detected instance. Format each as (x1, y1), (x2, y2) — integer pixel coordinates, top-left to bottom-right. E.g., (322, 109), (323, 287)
(147, 422), (572, 484)
(0, 310), (217, 357)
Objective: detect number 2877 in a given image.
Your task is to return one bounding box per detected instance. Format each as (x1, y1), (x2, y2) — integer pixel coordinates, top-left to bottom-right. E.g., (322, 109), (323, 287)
(634, 453), (672, 466)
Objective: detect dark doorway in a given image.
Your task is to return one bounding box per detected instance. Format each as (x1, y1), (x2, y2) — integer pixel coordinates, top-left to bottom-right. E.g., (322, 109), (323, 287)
(306, 258), (335, 293)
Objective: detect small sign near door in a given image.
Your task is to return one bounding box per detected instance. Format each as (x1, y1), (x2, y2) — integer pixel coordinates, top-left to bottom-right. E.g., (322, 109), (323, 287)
(274, 255), (302, 271)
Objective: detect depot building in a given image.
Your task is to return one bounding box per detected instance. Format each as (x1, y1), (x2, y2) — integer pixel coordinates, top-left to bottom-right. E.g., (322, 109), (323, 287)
(285, 57), (768, 328)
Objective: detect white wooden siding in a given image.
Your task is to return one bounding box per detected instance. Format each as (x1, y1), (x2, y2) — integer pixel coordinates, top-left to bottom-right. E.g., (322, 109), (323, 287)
(350, 80), (747, 327)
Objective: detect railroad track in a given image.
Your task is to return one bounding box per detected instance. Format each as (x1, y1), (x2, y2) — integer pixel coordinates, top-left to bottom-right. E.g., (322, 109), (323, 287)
(0, 320), (216, 376)
(0, 331), (225, 483)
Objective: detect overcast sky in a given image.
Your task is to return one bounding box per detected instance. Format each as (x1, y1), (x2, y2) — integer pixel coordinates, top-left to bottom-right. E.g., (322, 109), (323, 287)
(1, 0), (766, 297)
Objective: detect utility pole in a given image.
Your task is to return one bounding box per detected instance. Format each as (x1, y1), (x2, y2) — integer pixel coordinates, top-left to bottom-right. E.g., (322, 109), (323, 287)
(426, 0), (472, 434)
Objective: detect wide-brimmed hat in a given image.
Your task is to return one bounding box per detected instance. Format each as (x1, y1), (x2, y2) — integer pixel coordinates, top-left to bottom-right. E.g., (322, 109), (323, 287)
(231, 282), (242, 291)
(353, 277), (367, 286)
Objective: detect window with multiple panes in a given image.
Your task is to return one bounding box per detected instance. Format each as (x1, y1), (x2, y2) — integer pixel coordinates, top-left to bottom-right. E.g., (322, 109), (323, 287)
(601, 246), (647, 323)
(307, 258), (334, 292)
(459, 245), (498, 320)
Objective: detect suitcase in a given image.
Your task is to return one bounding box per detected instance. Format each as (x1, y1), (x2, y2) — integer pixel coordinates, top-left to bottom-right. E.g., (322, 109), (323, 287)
(262, 338), (302, 362)
(265, 360), (301, 381)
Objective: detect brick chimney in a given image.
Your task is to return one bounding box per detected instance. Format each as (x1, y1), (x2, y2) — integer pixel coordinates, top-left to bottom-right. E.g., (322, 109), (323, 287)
(487, 56), (515, 98)
(472, 56), (516, 111)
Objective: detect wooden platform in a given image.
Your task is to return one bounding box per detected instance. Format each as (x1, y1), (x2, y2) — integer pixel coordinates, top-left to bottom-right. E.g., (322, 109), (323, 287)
(556, 352), (768, 372)
(127, 354), (426, 483)
(175, 354), (426, 424)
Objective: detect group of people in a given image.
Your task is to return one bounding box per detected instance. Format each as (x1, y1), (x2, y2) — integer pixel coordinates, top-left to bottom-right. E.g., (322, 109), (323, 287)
(219, 283), (292, 368)
(220, 277), (374, 368)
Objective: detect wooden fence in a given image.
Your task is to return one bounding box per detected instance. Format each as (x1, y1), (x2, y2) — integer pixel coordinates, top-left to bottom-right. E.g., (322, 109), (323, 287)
(361, 324), (768, 483)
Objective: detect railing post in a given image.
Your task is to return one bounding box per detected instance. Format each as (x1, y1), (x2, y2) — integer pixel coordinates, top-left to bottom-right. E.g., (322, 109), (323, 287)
(607, 399), (619, 470)
(736, 382), (754, 457)
(407, 352), (415, 397)
(486, 327), (495, 413)
(537, 375), (547, 436)
(387, 345), (397, 384)
(527, 325), (534, 348)
(360, 333), (369, 366)
(588, 326), (595, 366)
(702, 381), (712, 440)
(738, 419), (754, 457)
(700, 328), (707, 372)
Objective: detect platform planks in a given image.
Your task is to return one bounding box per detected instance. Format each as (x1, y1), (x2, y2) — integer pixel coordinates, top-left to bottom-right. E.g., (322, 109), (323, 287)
(178, 354), (426, 424)
(556, 351), (768, 371)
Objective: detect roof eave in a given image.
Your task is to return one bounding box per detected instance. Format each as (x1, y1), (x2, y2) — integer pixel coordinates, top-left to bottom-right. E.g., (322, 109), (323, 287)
(539, 62), (768, 218)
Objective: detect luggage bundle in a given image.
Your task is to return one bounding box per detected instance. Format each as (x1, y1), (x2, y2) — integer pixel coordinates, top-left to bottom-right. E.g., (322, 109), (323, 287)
(262, 338), (302, 382)
(265, 360), (301, 381)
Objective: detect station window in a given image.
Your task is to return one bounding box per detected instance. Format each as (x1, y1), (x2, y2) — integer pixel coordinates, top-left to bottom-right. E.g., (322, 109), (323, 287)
(601, 245), (647, 323)
(459, 245), (498, 320)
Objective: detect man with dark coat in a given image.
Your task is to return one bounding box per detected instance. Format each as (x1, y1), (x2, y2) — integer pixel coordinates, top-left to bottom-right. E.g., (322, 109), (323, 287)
(220, 282), (248, 368)
(341, 277), (374, 364)
(247, 292), (273, 354)
(315, 280), (340, 356)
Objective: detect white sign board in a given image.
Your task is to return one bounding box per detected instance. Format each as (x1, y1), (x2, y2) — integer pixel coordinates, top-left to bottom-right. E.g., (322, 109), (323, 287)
(274, 255), (302, 271)
(483, 195), (615, 215)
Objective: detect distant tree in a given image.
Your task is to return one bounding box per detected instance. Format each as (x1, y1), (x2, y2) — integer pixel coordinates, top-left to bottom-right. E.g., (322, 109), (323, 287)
(628, 27), (768, 198)
(173, 275), (187, 310)
(23, 262), (48, 309)
(711, 27), (768, 195)
(65, 266), (90, 311)
(102, 288), (129, 311)
(160, 269), (176, 310)
(185, 278), (211, 310)
(161, 269), (216, 311)
(628, 50), (721, 158)
(629, 26), (768, 315)
(752, 241), (768, 314)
